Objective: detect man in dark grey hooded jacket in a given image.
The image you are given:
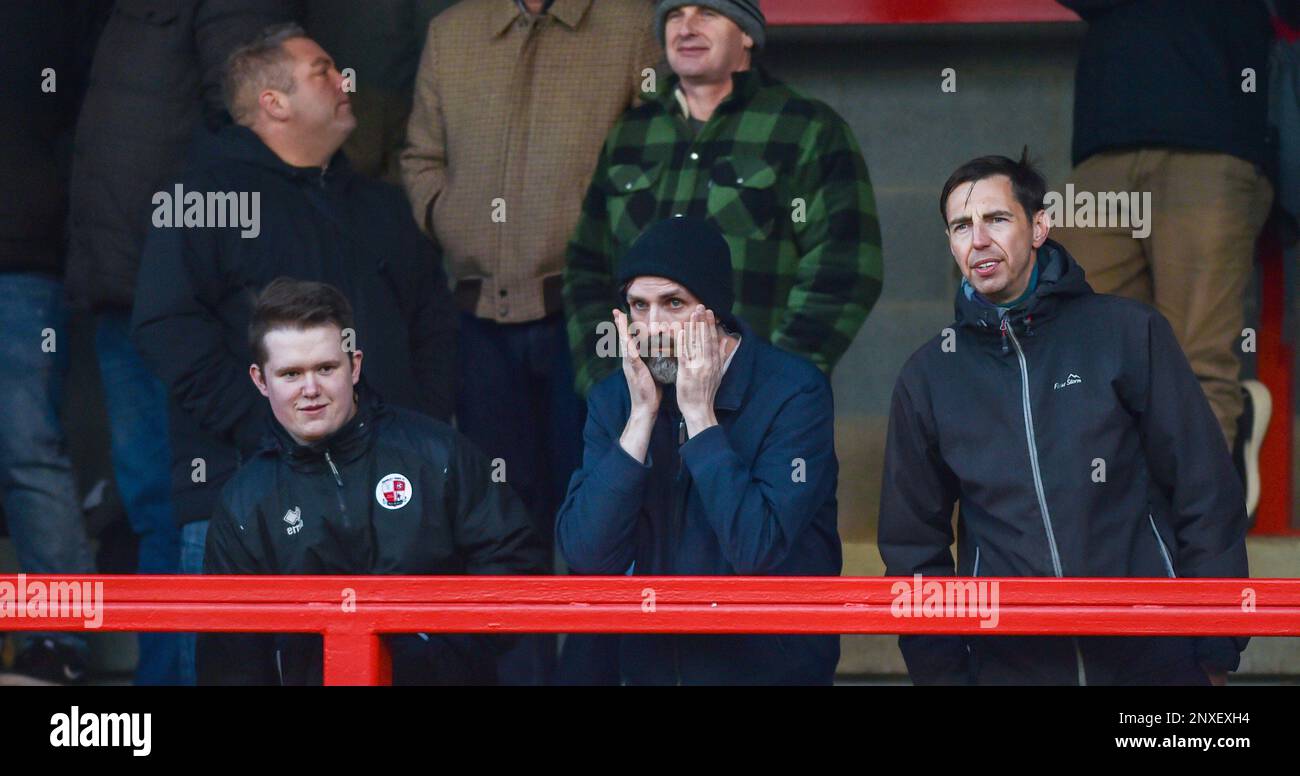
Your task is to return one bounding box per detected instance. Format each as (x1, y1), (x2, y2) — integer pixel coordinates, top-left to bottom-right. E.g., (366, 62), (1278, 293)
(879, 152), (1249, 685)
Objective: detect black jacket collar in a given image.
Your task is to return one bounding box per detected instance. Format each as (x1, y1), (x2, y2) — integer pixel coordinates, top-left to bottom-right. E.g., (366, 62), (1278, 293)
(198, 123), (355, 189)
(262, 380), (383, 471)
(953, 238), (1094, 334)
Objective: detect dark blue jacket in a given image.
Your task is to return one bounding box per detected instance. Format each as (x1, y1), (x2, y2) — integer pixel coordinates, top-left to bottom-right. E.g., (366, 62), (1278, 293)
(879, 240), (1250, 685)
(556, 320), (842, 685)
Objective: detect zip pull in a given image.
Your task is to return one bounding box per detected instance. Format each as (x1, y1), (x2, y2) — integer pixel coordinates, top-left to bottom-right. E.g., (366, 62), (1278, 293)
(999, 317), (1009, 354)
(676, 416), (687, 477)
(323, 448), (350, 527)
(324, 450), (343, 487)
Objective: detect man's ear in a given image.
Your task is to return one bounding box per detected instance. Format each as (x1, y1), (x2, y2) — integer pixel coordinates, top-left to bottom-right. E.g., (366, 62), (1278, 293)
(1031, 208), (1051, 248)
(250, 363), (270, 397)
(258, 89), (290, 122)
(350, 350), (363, 386)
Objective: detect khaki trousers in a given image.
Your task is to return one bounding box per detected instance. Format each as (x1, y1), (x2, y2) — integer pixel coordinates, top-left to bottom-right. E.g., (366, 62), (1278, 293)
(1053, 149), (1274, 449)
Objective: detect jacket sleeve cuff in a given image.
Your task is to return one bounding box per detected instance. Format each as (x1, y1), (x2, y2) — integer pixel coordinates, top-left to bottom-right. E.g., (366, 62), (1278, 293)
(593, 440), (653, 496)
(899, 635), (973, 685)
(1195, 636), (1244, 673)
(678, 424), (733, 474)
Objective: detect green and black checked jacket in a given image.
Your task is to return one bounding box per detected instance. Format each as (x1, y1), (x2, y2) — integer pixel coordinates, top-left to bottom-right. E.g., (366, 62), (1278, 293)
(563, 67), (883, 397)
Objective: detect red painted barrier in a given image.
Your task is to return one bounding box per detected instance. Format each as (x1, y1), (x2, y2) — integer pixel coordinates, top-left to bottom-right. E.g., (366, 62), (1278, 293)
(1, 575), (1296, 684)
(764, 0), (1080, 26)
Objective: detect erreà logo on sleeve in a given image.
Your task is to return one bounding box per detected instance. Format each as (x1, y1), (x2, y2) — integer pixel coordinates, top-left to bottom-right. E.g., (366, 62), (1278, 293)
(50, 706), (151, 757)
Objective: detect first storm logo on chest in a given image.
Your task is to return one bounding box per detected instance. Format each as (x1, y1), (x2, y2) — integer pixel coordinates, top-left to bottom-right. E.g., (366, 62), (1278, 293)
(283, 506), (303, 535)
(1053, 373), (1083, 390)
(375, 473), (413, 510)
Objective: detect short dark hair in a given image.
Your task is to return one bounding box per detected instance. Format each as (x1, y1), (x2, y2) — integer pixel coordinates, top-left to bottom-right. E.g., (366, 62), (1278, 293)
(249, 277), (355, 367)
(222, 22), (307, 126)
(939, 147), (1047, 226)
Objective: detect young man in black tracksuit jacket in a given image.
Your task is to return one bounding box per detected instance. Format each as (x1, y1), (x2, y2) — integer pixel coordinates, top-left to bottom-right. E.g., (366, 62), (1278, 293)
(879, 153), (1250, 685)
(198, 279), (546, 685)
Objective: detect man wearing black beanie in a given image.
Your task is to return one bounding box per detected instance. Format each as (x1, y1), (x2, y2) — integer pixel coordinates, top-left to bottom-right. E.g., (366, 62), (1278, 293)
(556, 217), (843, 685)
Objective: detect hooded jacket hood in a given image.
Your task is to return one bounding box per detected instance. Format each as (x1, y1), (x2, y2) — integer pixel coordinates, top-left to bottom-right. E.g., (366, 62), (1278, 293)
(953, 238), (1093, 334)
(261, 378), (384, 473)
(189, 122), (356, 189)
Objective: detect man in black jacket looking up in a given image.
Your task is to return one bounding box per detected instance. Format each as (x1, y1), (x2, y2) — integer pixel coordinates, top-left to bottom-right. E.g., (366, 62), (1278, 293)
(199, 278), (545, 684)
(131, 23), (456, 596)
(878, 152), (1250, 686)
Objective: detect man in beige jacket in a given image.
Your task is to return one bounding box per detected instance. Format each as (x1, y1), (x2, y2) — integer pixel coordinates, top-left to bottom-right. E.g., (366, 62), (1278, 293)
(400, 0), (659, 685)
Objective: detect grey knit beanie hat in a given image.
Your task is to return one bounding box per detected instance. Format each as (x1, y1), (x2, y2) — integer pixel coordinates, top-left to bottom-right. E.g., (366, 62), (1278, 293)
(655, 0), (765, 51)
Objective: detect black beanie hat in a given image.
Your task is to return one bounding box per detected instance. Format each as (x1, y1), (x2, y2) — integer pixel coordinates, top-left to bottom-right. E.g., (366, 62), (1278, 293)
(616, 216), (738, 329)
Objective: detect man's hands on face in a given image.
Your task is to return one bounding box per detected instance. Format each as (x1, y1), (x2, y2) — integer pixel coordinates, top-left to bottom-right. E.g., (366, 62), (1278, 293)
(676, 305), (725, 438)
(614, 305), (727, 461)
(615, 308), (660, 463)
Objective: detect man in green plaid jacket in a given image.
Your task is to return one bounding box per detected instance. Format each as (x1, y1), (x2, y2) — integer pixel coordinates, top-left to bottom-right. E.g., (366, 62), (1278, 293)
(563, 0), (883, 398)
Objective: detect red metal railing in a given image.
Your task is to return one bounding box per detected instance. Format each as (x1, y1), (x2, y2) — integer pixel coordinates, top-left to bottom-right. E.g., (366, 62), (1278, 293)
(2, 575), (1298, 684)
(764, 0), (1080, 26)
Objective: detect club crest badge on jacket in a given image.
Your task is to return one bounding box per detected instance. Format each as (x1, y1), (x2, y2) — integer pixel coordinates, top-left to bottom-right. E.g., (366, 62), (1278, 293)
(375, 473), (413, 510)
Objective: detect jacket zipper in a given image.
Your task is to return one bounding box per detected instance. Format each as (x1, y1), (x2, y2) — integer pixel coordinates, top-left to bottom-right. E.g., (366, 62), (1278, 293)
(1002, 318), (1086, 685)
(1149, 514), (1176, 578)
(1002, 318), (1064, 577)
(493, 21), (540, 303)
(324, 450), (348, 521)
(967, 545), (981, 661)
(672, 414), (687, 686)
(669, 414), (687, 573)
